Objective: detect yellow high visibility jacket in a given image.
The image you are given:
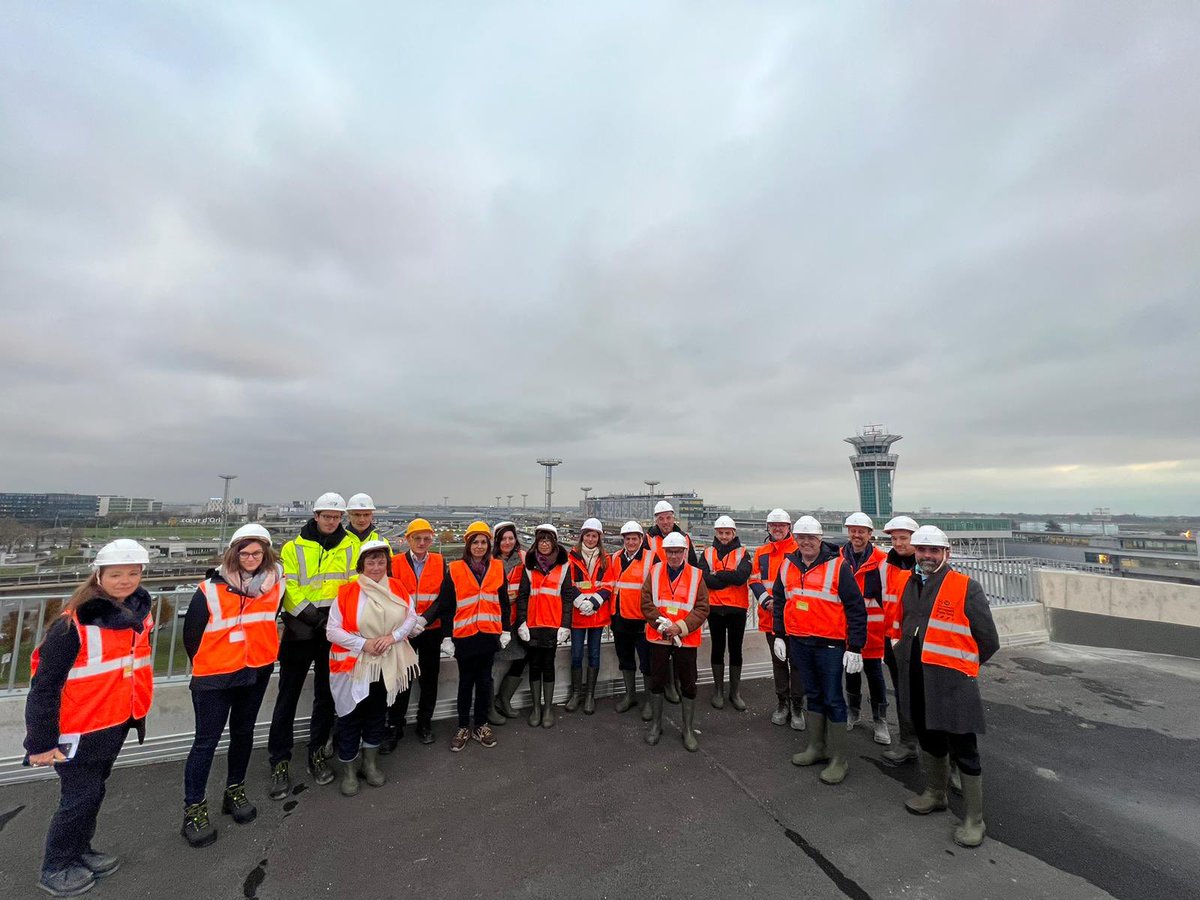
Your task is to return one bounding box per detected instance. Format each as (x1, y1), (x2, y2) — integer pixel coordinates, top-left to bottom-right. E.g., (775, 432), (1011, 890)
(280, 533), (357, 617)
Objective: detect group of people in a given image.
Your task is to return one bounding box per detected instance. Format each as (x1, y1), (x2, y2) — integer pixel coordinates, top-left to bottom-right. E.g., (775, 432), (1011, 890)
(22, 492), (1000, 897)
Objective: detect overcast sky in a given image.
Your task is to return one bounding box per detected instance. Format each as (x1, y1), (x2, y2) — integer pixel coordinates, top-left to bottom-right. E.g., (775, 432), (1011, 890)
(3, 3), (1198, 516)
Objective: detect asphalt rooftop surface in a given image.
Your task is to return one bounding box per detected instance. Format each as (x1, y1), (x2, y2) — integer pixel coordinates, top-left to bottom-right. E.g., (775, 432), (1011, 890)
(1, 642), (1197, 900)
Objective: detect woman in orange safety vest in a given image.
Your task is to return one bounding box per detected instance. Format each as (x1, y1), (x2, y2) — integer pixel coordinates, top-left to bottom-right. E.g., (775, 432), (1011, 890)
(23, 539), (154, 898)
(179, 524), (284, 848)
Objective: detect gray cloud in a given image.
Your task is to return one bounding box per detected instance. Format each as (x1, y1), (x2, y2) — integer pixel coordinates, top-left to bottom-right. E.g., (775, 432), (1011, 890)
(2, 3), (1198, 515)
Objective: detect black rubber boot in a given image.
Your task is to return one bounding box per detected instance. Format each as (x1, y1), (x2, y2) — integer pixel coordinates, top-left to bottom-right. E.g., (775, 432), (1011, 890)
(527, 677), (543, 727)
(640, 674), (654, 721)
(487, 694), (507, 726)
(583, 666), (599, 715)
(563, 666), (583, 713)
(664, 659), (681, 704)
(496, 674), (523, 718)
(680, 697), (699, 752)
(728, 665), (747, 711)
(615, 670), (637, 713)
(645, 693), (664, 745)
(541, 679), (557, 728)
(711, 664), (725, 709)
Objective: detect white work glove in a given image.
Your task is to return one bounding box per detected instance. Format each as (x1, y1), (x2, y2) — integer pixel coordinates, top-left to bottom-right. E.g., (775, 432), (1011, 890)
(556, 627), (571, 644)
(587, 596), (604, 615)
(572, 596), (589, 611)
(410, 616), (427, 638)
(843, 651), (863, 674)
(517, 623), (530, 642)
(440, 637), (454, 657)
(499, 632), (512, 649)
(773, 638), (787, 661)
(655, 616), (672, 634)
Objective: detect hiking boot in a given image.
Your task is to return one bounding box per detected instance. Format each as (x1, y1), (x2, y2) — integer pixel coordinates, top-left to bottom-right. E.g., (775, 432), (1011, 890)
(450, 727), (470, 752)
(645, 693), (664, 745)
(268, 761), (290, 800)
(307, 746), (335, 787)
(527, 677), (544, 727)
(791, 713), (829, 767)
(771, 696), (790, 726)
(819, 724), (850, 785)
(496, 674), (523, 718)
(789, 700), (807, 731)
(953, 774), (987, 847)
(361, 748), (386, 787)
(583, 666), (599, 715)
(728, 665), (747, 711)
(181, 800), (217, 848)
(564, 666), (583, 713)
(339, 755), (360, 796)
(680, 697), (699, 752)
(221, 783), (257, 824)
(711, 664), (725, 709)
(615, 670), (637, 713)
(905, 753), (950, 815)
(472, 724), (497, 748)
(37, 865), (94, 897)
(79, 849), (119, 878)
(541, 679), (557, 728)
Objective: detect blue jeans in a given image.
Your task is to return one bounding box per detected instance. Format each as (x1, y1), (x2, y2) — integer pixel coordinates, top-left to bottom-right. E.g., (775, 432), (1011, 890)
(789, 639), (848, 723)
(571, 627), (603, 669)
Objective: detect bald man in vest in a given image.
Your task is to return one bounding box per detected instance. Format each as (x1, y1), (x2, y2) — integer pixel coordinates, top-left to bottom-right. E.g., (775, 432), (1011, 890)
(896, 526), (999, 848)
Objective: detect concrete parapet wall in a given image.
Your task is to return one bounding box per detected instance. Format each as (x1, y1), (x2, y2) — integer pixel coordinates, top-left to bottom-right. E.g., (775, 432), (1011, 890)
(991, 603), (1049, 647)
(1036, 569), (1200, 628)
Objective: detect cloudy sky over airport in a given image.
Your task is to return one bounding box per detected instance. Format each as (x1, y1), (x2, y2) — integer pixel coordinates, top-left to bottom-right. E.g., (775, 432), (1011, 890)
(3, 3), (1198, 515)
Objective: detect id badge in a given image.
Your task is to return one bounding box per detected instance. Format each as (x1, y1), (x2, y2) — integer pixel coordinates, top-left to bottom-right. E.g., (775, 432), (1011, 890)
(793, 600), (809, 612)
(228, 630), (245, 643)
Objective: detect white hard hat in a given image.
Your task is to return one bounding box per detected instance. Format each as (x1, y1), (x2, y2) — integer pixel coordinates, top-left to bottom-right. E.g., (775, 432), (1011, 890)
(534, 523), (559, 540)
(229, 523), (272, 547)
(313, 492), (347, 512)
(713, 515), (737, 530)
(92, 539), (149, 570)
(620, 520), (645, 536)
(581, 517), (603, 534)
(346, 493), (376, 511)
(493, 520), (516, 533)
(844, 512), (874, 529)
(358, 539), (391, 557)
(662, 532), (688, 550)
(883, 515), (920, 534)
(766, 508), (791, 524)
(911, 525), (950, 548)
(792, 515), (824, 536)
(654, 500), (675, 515)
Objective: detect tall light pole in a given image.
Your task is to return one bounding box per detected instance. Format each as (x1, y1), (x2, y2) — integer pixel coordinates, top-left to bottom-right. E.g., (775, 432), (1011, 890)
(644, 480), (660, 522)
(507, 495), (513, 508)
(537, 458), (562, 518)
(217, 474), (237, 548)
(443, 495), (449, 508)
(521, 494), (528, 509)
(581, 486), (592, 517)
(496, 496), (501, 508)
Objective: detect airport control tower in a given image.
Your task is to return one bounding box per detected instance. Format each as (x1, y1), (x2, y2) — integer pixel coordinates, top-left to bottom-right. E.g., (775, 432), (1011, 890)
(845, 425), (902, 519)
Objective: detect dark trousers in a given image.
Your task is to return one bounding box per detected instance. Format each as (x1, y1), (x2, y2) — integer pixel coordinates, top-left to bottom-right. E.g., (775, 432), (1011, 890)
(790, 639), (848, 723)
(335, 678), (388, 762)
(649, 643), (698, 699)
(504, 640), (529, 679)
(456, 650), (496, 727)
(391, 630), (443, 729)
(184, 671), (271, 805)
(43, 722), (129, 873)
(526, 645), (558, 682)
(708, 610), (747, 666)
(845, 657), (888, 711)
(613, 628), (650, 675)
(570, 627), (603, 669)
(769, 633), (805, 701)
(909, 649), (981, 775)
(268, 636), (334, 765)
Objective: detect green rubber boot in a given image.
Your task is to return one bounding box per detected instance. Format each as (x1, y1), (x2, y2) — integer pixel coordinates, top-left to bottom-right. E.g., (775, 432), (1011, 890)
(664, 659), (681, 704)
(645, 693), (664, 745)
(496, 674), (523, 718)
(583, 666), (599, 715)
(339, 755), (360, 797)
(728, 665), (747, 711)
(905, 753), (950, 815)
(641, 674), (654, 722)
(819, 720), (850, 784)
(361, 748), (386, 788)
(791, 713), (829, 767)
(711, 664), (725, 709)
(541, 678), (557, 728)
(615, 671), (637, 713)
(563, 666), (583, 713)
(953, 774), (987, 848)
(680, 697), (699, 752)
(527, 677), (543, 727)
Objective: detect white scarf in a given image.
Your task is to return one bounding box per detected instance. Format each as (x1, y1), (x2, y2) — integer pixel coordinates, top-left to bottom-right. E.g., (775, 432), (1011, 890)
(352, 575), (419, 706)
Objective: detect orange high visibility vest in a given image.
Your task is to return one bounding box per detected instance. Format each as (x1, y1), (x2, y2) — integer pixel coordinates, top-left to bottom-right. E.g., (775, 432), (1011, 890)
(779, 557), (846, 641)
(502, 550), (525, 628)
(607, 550), (654, 621)
(527, 562), (568, 629)
(920, 571), (980, 677)
(879, 559), (914, 640)
(390, 552), (446, 628)
(703, 546), (749, 610)
(645, 562), (703, 648)
(192, 579), (282, 677)
(32, 611), (154, 736)
(449, 560), (505, 639)
(646, 531), (693, 563)
(568, 552), (612, 628)
(751, 537), (798, 633)
(844, 546), (887, 658)
(328, 577), (414, 674)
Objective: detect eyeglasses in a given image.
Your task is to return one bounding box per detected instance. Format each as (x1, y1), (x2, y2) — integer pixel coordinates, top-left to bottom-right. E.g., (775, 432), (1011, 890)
(238, 550), (265, 559)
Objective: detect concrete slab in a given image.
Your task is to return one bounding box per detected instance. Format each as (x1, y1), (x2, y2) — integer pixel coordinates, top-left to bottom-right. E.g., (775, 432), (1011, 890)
(1, 643), (1197, 899)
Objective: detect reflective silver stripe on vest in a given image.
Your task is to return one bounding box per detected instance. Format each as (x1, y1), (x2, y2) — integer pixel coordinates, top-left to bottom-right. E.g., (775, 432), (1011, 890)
(781, 559), (840, 605)
(650, 563), (698, 614)
(922, 642), (979, 663)
(66, 653), (150, 680)
(457, 591), (500, 610)
(926, 619), (973, 637)
(330, 650), (356, 662)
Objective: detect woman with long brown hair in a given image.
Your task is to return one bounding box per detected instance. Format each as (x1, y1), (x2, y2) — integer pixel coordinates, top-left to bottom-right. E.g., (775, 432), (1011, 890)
(179, 525), (284, 847)
(23, 539), (154, 898)
(564, 518), (611, 715)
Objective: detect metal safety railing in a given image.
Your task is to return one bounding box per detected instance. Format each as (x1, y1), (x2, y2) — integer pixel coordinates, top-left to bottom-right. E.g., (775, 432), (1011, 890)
(0, 586), (197, 695)
(951, 556), (1110, 607)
